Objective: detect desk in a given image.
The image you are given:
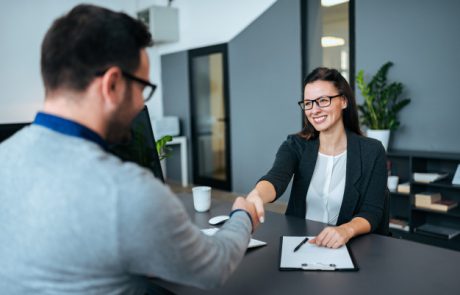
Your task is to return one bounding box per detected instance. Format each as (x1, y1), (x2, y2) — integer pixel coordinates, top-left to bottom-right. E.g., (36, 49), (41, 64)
(153, 193), (460, 295)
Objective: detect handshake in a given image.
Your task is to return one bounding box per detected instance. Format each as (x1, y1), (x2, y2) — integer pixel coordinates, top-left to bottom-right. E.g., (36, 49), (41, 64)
(231, 194), (265, 231)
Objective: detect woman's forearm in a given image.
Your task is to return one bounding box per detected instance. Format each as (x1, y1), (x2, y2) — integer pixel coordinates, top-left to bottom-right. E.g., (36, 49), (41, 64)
(252, 181), (277, 204)
(338, 217), (371, 239)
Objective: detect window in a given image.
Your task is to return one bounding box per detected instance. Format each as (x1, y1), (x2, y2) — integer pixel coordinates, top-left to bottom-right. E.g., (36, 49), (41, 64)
(305, 0), (352, 82)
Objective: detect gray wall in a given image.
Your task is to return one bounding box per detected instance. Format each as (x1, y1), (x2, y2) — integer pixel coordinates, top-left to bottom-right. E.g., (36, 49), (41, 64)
(356, 0), (460, 152)
(229, 0), (301, 199)
(160, 51), (193, 182)
(160, 0), (302, 200)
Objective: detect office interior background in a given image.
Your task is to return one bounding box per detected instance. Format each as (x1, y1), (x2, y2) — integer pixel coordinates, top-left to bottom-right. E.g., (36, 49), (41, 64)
(1, 1), (460, 214)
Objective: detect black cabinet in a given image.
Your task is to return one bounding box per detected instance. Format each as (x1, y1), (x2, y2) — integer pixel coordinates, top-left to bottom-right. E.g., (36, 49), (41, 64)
(387, 150), (460, 251)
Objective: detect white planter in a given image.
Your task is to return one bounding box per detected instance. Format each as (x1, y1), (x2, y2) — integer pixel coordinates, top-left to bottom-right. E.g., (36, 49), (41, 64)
(367, 129), (390, 151)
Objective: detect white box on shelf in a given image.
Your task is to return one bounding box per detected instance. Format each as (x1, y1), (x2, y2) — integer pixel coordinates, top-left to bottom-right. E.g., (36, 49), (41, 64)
(137, 6), (179, 43)
(413, 172), (449, 183)
(153, 116), (180, 138)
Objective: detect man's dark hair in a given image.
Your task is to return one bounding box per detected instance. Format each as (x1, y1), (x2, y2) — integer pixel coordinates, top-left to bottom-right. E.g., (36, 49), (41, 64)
(298, 67), (363, 140)
(41, 4), (153, 93)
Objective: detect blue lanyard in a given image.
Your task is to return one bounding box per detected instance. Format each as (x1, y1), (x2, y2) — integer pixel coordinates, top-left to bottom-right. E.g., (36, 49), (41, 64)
(33, 112), (107, 150)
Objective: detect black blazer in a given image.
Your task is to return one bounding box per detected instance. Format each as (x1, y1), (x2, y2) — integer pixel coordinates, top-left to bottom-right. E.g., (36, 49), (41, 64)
(259, 131), (387, 231)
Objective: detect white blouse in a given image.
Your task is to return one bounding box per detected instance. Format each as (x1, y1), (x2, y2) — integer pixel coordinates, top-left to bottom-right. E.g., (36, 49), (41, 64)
(305, 150), (347, 225)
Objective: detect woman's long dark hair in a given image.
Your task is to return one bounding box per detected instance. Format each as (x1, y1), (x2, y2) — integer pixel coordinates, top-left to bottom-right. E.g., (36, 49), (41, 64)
(298, 67), (362, 140)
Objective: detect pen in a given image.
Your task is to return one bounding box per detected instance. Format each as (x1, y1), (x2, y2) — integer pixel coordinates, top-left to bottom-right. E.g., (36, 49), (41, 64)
(293, 237), (309, 252)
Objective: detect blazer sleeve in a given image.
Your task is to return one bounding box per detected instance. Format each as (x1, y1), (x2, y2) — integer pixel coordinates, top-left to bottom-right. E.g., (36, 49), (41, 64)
(354, 143), (387, 231)
(258, 135), (301, 201)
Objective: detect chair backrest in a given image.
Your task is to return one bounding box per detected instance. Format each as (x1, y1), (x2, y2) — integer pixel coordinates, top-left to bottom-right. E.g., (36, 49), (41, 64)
(374, 188), (390, 236)
(108, 106), (165, 183)
(0, 123), (30, 143)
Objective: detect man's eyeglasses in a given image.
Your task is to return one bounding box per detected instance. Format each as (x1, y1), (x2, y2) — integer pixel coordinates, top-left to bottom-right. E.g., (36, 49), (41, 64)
(297, 94), (342, 110)
(121, 71), (157, 102)
(95, 70), (157, 102)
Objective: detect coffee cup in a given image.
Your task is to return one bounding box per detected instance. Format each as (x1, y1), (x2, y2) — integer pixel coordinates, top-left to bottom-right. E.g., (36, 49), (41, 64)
(387, 175), (399, 192)
(192, 186), (211, 212)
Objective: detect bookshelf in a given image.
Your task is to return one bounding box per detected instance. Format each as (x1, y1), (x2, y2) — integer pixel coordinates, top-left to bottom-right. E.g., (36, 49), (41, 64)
(387, 150), (460, 251)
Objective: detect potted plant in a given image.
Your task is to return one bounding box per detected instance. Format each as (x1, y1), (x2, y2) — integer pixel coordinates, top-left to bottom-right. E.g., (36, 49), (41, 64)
(156, 135), (173, 160)
(356, 61), (411, 151)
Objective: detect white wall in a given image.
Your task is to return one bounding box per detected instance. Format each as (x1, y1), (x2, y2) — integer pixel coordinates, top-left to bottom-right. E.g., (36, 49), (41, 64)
(0, 0), (131, 123)
(136, 0), (276, 119)
(0, 0), (276, 123)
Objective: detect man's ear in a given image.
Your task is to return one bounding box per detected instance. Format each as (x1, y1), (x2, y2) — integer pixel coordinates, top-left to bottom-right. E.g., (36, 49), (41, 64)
(100, 67), (123, 107)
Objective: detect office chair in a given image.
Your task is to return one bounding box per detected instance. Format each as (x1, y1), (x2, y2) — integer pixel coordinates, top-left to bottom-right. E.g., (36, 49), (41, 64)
(0, 123), (29, 143)
(375, 188), (391, 236)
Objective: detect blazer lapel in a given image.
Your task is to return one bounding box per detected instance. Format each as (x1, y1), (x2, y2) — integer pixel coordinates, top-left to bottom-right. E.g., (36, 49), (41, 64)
(337, 131), (362, 225)
(297, 138), (319, 216)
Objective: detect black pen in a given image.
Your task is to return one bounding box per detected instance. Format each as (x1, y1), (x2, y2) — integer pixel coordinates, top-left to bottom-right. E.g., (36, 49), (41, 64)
(293, 237), (309, 252)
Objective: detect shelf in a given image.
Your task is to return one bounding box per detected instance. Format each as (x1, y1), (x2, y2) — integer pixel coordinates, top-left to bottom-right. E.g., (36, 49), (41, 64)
(390, 191), (410, 197)
(405, 232), (460, 251)
(389, 224), (410, 232)
(388, 149), (460, 161)
(412, 180), (460, 190)
(390, 228), (411, 239)
(387, 150), (460, 251)
(412, 206), (460, 218)
(390, 227), (410, 233)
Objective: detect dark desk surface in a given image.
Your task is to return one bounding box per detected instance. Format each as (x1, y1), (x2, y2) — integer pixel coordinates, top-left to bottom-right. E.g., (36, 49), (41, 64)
(154, 193), (460, 295)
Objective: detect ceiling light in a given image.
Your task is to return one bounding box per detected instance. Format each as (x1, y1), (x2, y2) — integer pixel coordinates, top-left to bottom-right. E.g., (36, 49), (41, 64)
(321, 36), (345, 47)
(321, 0), (349, 7)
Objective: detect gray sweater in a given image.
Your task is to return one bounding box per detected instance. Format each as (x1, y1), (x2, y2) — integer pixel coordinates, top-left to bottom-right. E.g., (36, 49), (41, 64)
(0, 125), (252, 294)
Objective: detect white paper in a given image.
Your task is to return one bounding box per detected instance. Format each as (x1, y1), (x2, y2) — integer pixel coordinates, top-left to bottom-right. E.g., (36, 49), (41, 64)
(413, 172), (449, 183)
(201, 228), (267, 249)
(280, 236), (354, 270)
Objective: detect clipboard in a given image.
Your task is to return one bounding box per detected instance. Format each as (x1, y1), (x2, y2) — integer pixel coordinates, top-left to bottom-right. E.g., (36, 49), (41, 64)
(279, 236), (359, 271)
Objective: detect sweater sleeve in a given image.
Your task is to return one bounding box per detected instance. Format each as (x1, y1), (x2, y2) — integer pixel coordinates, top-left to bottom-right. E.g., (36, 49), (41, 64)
(117, 175), (251, 289)
(259, 135), (301, 201)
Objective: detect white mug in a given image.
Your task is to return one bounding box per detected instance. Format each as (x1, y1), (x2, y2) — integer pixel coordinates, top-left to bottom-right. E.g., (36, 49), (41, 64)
(192, 186), (211, 212)
(387, 175), (399, 192)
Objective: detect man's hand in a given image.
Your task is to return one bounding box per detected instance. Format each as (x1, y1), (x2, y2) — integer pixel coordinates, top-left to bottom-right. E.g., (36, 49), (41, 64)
(245, 190), (265, 223)
(308, 226), (353, 249)
(232, 197), (260, 231)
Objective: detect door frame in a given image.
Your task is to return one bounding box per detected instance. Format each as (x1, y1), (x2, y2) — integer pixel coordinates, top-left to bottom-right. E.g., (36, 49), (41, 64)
(188, 43), (232, 191)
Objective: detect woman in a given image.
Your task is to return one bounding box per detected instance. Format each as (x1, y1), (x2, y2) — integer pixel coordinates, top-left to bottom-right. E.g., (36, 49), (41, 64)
(246, 67), (387, 248)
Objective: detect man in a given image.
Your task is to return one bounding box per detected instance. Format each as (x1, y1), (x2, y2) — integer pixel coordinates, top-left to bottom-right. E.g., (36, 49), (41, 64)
(0, 4), (259, 294)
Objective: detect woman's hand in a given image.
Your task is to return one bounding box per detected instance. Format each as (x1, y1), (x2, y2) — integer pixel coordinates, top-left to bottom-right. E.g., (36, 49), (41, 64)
(245, 190), (265, 223)
(309, 217), (370, 248)
(309, 225), (353, 249)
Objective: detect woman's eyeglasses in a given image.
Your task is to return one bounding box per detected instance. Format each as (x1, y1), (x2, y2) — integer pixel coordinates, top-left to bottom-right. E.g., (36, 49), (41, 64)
(298, 94), (342, 110)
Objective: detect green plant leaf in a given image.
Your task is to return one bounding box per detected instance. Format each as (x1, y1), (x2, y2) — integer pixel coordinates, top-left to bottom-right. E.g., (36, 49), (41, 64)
(357, 61), (410, 130)
(156, 135), (173, 160)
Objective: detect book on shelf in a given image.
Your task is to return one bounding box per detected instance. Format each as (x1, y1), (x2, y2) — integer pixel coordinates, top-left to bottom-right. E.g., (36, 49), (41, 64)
(416, 199), (458, 212)
(413, 172), (449, 183)
(397, 182), (410, 194)
(389, 218), (409, 232)
(415, 223), (460, 240)
(414, 192), (442, 206)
